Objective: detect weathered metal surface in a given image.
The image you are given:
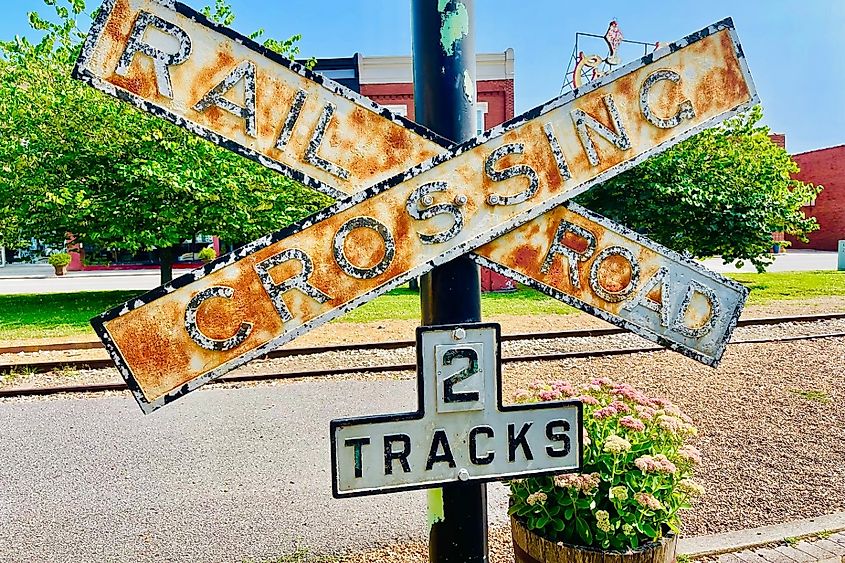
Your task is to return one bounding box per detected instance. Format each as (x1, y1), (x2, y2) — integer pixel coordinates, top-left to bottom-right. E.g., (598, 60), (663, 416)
(472, 202), (748, 366)
(87, 16), (757, 413)
(73, 0), (448, 199)
(331, 324), (582, 497)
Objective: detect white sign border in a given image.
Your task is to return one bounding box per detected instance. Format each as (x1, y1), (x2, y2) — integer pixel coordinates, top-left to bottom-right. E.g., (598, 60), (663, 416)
(329, 323), (584, 498)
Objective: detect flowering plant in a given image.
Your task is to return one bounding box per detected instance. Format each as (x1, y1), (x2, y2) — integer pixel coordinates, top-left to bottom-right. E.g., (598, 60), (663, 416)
(508, 378), (703, 551)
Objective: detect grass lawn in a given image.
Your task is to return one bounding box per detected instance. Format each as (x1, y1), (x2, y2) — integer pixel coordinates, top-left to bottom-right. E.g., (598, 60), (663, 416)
(1, 271), (844, 342)
(729, 270), (845, 305)
(0, 290), (141, 342)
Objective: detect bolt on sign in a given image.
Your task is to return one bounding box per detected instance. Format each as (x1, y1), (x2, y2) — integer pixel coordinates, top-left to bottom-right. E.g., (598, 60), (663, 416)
(331, 324), (582, 497)
(473, 202), (748, 366)
(76, 0), (758, 413)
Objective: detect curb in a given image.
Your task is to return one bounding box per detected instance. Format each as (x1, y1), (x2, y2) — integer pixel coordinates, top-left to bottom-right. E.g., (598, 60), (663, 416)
(678, 512), (845, 557)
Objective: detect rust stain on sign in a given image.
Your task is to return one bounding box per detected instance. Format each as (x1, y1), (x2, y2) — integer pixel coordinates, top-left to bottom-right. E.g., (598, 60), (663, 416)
(79, 5), (757, 412)
(74, 0), (447, 199)
(472, 202), (748, 366)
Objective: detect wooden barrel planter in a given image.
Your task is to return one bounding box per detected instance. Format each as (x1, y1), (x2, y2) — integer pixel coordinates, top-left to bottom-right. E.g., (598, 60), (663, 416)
(511, 516), (677, 563)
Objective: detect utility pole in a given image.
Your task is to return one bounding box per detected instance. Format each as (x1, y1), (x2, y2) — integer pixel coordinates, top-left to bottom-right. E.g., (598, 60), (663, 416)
(411, 1), (487, 561)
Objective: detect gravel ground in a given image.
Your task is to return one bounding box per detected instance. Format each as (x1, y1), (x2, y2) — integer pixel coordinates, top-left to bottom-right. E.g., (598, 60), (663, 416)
(276, 335), (845, 563)
(3, 317), (845, 392)
(1, 303), (843, 562)
(2, 337), (843, 536)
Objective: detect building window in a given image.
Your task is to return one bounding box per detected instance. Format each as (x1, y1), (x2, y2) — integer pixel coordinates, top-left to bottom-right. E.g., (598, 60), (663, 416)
(476, 102), (489, 135)
(383, 104), (408, 117)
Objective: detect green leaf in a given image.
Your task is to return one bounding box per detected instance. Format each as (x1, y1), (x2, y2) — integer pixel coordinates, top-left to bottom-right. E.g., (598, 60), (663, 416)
(537, 515), (550, 529)
(575, 517), (592, 544)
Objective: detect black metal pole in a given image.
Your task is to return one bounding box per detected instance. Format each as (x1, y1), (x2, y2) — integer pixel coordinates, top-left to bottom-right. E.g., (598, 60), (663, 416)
(411, 1), (487, 562)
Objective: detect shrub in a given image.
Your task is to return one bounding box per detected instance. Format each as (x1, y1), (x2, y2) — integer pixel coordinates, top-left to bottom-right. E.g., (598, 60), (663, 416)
(508, 378), (703, 550)
(197, 247), (216, 262)
(47, 252), (71, 267)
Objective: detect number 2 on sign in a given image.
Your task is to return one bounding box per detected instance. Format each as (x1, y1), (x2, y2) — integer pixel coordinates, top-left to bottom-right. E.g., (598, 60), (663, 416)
(435, 343), (485, 413)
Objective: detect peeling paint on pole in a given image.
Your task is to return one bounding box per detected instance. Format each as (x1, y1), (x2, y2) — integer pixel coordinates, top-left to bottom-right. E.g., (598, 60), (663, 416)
(439, 1), (469, 56)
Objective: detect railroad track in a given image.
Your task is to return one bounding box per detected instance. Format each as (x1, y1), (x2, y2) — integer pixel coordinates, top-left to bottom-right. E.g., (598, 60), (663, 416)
(1, 312), (844, 399)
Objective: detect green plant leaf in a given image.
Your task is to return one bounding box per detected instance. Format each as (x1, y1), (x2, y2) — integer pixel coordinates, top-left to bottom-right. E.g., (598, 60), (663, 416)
(575, 516), (592, 544)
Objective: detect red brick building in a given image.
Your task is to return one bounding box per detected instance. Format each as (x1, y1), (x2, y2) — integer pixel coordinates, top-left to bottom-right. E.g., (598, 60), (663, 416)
(355, 50), (515, 136)
(318, 50), (516, 290)
(787, 144), (845, 251)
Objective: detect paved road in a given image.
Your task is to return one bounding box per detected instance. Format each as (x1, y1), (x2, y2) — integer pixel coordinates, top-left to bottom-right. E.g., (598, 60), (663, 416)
(0, 381), (509, 562)
(701, 249), (839, 273)
(0, 266), (161, 295)
(0, 250), (840, 294)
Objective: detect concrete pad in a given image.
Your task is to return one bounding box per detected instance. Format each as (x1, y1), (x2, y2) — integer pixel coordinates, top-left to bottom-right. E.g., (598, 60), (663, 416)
(793, 541), (838, 559)
(754, 547), (802, 563)
(679, 512), (845, 556)
(809, 539), (845, 556)
(771, 545), (817, 562)
(735, 551), (771, 563)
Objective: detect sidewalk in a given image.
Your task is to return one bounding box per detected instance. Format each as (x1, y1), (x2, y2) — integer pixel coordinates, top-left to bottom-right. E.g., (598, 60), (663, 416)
(0, 250), (839, 295)
(0, 263), (164, 279)
(681, 512), (845, 563)
(702, 250), (838, 274)
(0, 264), (162, 294)
(713, 532), (844, 563)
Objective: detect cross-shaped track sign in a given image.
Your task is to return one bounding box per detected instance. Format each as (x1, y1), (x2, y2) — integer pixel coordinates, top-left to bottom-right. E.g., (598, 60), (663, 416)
(76, 0), (757, 413)
(331, 323), (582, 497)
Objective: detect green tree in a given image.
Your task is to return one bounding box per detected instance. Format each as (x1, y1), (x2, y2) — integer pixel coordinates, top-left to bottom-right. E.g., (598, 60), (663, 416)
(576, 106), (820, 272)
(0, 0), (330, 283)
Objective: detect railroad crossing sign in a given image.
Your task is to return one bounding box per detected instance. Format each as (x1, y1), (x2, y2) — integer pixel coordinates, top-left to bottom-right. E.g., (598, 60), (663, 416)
(331, 324), (582, 497)
(474, 202), (747, 366)
(76, 0), (758, 413)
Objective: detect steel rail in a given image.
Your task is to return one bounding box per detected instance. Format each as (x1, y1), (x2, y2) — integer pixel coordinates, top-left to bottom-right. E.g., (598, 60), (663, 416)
(2, 331), (844, 399)
(2, 311), (844, 361)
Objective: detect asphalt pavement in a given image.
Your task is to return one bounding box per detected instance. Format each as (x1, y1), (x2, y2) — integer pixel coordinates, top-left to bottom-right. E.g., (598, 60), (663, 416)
(0, 250), (839, 295)
(0, 381), (509, 562)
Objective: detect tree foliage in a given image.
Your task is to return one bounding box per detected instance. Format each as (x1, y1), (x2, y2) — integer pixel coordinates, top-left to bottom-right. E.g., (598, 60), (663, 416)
(0, 0), (330, 281)
(576, 106), (821, 272)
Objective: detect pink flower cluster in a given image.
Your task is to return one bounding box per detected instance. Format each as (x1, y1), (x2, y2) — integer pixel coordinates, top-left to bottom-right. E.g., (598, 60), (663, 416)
(610, 382), (655, 407)
(678, 445), (702, 465)
(657, 414), (696, 436)
(619, 416), (646, 432)
(634, 454), (677, 474)
(538, 391), (559, 401)
(592, 406), (617, 420)
(591, 401), (631, 420)
(520, 380), (579, 403)
(635, 405), (657, 420)
(634, 492), (663, 511)
(551, 380), (578, 396)
(554, 472), (601, 494)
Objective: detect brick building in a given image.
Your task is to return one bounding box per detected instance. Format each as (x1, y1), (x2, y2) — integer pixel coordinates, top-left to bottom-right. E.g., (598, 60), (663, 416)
(786, 144), (845, 251)
(314, 50), (517, 290)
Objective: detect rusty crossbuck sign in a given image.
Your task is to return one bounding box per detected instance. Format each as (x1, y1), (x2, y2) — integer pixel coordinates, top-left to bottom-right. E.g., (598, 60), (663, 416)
(76, 0), (757, 413)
